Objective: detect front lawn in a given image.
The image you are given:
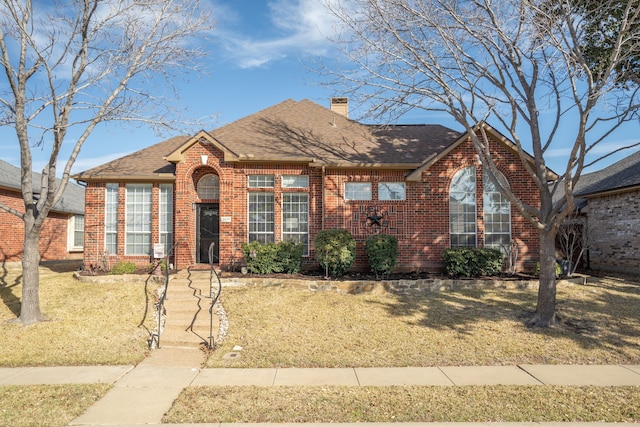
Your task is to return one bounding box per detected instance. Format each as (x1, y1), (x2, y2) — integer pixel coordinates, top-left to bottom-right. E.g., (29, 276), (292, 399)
(0, 264), (157, 366)
(208, 275), (640, 368)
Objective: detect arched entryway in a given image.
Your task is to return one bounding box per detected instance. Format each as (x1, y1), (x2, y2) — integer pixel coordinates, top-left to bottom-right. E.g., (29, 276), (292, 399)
(196, 173), (220, 264)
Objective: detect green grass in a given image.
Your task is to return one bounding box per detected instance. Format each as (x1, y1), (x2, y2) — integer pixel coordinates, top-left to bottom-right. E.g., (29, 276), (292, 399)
(164, 385), (640, 423)
(0, 264), (157, 366)
(208, 276), (640, 368)
(0, 384), (110, 427)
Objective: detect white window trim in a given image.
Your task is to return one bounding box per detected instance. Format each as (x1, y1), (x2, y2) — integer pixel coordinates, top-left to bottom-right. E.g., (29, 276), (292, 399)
(282, 192), (309, 256)
(449, 167), (477, 248)
(159, 184), (173, 255)
(344, 182), (372, 201)
(67, 214), (84, 252)
(125, 184), (152, 255)
(248, 174), (275, 188)
(378, 182), (406, 201)
(105, 183), (118, 255)
(282, 174), (309, 188)
(248, 192), (275, 243)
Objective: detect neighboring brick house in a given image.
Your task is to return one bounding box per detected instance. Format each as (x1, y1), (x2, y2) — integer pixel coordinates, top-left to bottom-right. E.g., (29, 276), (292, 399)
(0, 159), (85, 263)
(573, 150), (640, 274)
(73, 98), (542, 273)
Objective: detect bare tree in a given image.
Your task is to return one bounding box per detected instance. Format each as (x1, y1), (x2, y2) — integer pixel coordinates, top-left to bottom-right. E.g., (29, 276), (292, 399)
(0, 0), (212, 325)
(557, 211), (589, 277)
(322, 0), (640, 326)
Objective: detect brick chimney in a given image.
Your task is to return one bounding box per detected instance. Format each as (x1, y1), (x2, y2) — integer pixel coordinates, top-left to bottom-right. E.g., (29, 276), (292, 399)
(330, 97), (348, 117)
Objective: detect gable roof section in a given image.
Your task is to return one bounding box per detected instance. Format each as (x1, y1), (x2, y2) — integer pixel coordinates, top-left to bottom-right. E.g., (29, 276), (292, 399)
(575, 149), (640, 197)
(406, 122), (556, 182)
(0, 159), (85, 215)
(165, 99), (463, 168)
(74, 135), (189, 182)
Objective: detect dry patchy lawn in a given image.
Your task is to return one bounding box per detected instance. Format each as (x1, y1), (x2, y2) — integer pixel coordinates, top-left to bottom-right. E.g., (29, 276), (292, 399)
(165, 385), (640, 423)
(0, 263), (157, 366)
(208, 275), (640, 367)
(0, 384), (110, 427)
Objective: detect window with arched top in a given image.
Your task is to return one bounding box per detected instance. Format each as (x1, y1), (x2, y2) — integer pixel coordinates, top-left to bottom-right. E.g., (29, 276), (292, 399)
(483, 170), (511, 250)
(449, 166), (477, 247)
(197, 174), (220, 200)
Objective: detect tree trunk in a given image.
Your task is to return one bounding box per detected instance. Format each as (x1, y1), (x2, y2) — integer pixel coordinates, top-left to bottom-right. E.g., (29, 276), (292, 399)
(19, 227), (45, 325)
(528, 230), (557, 327)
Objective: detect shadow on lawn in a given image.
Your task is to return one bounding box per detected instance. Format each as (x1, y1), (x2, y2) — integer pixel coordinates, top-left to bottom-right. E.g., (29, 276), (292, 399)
(371, 279), (640, 359)
(0, 263), (22, 318)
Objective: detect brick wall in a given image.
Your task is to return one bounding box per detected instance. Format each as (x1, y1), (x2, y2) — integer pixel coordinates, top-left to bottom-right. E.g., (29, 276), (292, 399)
(0, 187), (80, 262)
(82, 135), (541, 273)
(586, 189), (640, 274)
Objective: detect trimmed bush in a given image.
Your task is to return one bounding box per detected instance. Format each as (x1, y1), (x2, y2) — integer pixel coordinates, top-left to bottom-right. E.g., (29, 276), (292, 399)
(110, 261), (137, 275)
(443, 247), (504, 277)
(241, 240), (303, 274)
(365, 234), (398, 278)
(314, 229), (356, 277)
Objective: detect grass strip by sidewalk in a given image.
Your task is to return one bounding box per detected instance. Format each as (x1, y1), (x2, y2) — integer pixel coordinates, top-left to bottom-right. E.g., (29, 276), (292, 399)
(165, 385), (640, 423)
(0, 384), (110, 427)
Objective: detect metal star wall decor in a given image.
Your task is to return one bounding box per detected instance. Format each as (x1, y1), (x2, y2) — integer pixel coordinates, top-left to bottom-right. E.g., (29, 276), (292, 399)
(362, 206), (389, 232)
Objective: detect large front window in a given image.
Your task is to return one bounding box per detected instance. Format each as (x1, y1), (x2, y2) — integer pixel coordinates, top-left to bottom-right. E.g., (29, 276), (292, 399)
(450, 167), (477, 247)
(483, 171), (511, 250)
(283, 193), (309, 255)
(159, 184), (173, 255)
(125, 184), (152, 255)
(105, 183), (118, 254)
(248, 193), (274, 243)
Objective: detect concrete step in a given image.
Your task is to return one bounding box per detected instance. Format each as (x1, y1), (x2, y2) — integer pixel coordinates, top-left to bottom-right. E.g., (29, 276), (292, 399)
(157, 268), (221, 349)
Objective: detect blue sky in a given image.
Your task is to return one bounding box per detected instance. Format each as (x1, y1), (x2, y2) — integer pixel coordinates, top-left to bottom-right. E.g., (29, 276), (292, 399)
(1, 0), (638, 177)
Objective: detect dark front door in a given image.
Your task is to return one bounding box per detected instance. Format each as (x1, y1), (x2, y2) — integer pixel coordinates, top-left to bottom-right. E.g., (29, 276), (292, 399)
(197, 203), (219, 264)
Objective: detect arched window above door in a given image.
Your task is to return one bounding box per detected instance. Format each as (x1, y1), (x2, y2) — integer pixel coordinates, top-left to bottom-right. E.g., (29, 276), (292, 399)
(197, 174), (220, 200)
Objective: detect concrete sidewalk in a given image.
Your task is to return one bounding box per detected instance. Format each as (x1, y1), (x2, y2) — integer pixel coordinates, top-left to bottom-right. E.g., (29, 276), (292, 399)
(1, 348), (639, 426)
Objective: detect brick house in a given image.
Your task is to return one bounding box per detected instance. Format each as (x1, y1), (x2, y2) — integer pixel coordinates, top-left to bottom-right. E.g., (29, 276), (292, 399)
(0, 159), (85, 263)
(73, 98), (542, 273)
(573, 150), (640, 274)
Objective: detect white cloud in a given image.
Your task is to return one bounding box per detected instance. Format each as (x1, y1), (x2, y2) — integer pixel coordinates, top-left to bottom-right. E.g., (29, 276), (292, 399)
(212, 0), (342, 68)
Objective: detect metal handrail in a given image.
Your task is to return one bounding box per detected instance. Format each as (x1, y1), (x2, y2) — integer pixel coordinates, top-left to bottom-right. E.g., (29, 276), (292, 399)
(149, 241), (180, 349)
(207, 242), (222, 349)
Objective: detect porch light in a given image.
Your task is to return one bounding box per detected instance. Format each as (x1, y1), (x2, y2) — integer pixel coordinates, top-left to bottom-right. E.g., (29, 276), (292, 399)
(201, 154), (208, 165)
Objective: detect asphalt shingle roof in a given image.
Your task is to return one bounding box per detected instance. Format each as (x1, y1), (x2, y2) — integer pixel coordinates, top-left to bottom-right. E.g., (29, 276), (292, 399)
(575, 149), (640, 197)
(0, 159), (85, 214)
(74, 135), (189, 180)
(74, 99), (463, 180)
(208, 99), (462, 165)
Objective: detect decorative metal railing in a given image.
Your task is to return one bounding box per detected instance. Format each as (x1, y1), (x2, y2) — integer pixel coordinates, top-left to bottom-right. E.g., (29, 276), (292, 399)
(207, 242), (222, 349)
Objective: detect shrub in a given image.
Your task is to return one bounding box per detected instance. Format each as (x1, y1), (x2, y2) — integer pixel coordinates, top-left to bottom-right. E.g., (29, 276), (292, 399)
(443, 247), (504, 277)
(241, 241), (303, 275)
(365, 234), (398, 278)
(277, 241), (304, 274)
(314, 229), (356, 277)
(532, 261), (561, 278)
(110, 261), (137, 275)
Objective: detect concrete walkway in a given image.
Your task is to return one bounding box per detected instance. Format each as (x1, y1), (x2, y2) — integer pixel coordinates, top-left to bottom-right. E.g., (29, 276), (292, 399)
(1, 347), (639, 426)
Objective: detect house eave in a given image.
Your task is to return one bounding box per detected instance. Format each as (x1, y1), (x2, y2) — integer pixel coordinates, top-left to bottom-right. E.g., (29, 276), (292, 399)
(311, 163), (421, 170)
(580, 184), (640, 199)
(73, 174), (176, 183)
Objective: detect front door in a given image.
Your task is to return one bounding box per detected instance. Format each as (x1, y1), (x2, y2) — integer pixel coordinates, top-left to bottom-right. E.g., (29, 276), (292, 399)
(197, 203), (219, 264)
